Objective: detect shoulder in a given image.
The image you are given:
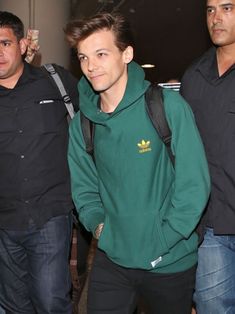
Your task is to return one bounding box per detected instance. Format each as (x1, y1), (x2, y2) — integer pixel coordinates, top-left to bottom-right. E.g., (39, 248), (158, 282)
(163, 89), (189, 111)
(42, 63), (79, 111)
(23, 61), (45, 79)
(43, 63), (78, 84)
(145, 85), (193, 122)
(182, 47), (215, 79)
(162, 89), (194, 124)
(70, 111), (81, 132)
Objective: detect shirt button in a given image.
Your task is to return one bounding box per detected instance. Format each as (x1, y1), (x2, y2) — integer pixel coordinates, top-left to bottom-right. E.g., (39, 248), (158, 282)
(20, 155), (25, 159)
(25, 200), (30, 204)
(23, 178), (28, 182)
(18, 129), (23, 133)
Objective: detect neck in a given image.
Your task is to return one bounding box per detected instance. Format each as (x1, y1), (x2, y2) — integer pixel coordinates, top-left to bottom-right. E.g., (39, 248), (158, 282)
(100, 75), (128, 113)
(100, 96), (119, 113)
(216, 44), (235, 76)
(0, 63), (24, 89)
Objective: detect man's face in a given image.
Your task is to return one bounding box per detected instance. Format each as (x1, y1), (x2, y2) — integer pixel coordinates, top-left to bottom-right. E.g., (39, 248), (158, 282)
(0, 27), (27, 85)
(77, 29), (133, 94)
(207, 0), (235, 47)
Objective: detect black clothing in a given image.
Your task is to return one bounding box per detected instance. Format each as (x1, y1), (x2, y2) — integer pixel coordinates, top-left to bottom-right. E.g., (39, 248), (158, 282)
(0, 62), (79, 230)
(76, 222), (92, 276)
(87, 249), (196, 314)
(181, 46), (235, 235)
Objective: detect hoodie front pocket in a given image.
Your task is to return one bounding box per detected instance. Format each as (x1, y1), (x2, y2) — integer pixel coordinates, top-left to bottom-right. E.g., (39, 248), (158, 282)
(98, 211), (169, 270)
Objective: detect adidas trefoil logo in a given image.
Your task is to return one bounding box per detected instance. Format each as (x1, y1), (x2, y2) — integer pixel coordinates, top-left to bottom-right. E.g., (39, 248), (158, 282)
(137, 140), (152, 153)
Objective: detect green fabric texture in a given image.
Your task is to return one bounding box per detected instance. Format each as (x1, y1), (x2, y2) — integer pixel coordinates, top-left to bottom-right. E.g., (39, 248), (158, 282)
(68, 61), (210, 273)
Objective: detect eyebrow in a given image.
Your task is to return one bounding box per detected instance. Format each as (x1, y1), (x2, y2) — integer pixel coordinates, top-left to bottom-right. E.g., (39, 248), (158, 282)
(78, 48), (110, 56)
(207, 2), (235, 8)
(0, 39), (12, 43)
(220, 2), (235, 6)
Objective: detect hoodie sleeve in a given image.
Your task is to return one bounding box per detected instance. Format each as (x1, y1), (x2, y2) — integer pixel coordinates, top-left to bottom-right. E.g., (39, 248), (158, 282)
(161, 90), (210, 250)
(68, 112), (105, 235)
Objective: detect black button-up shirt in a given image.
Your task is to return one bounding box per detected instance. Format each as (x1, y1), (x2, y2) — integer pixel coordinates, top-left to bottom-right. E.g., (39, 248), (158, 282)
(0, 62), (79, 230)
(181, 47), (235, 234)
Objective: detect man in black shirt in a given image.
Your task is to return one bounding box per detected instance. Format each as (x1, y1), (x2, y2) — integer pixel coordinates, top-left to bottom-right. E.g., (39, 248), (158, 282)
(180, 0), (235, 313)
(0, 11), (79, 313)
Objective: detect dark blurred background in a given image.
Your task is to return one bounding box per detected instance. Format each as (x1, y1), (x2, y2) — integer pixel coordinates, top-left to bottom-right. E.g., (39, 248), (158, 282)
(70, 0), (211, 82)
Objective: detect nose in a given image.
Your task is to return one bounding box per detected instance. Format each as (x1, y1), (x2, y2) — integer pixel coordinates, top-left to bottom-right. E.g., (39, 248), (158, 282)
(87, 58), (98, 72)
(212, 9), (222, 25)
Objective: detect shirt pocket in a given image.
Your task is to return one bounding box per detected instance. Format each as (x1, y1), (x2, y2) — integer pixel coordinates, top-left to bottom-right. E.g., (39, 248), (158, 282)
(34, 97), (67, 133)
(228, 101), (235, 114)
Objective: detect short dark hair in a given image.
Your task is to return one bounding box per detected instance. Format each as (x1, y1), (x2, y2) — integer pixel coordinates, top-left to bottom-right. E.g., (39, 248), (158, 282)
(64, 12), (134, 52)
(0, 11), (24, 41)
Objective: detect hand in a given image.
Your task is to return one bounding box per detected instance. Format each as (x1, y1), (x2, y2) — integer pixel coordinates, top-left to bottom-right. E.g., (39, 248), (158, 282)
(94, 223), (104, 240)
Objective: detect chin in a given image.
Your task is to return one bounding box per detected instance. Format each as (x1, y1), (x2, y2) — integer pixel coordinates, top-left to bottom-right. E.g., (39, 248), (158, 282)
(93, 87), (105, 93)
(92, 85), (108, 93)
(211, 35), (229, 47)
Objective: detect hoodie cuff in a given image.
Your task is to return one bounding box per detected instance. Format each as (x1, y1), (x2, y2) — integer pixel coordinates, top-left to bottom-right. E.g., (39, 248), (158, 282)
(83, 211), (105, 236)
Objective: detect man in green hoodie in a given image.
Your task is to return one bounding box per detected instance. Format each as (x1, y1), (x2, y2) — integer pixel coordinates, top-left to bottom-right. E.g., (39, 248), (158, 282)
(64, 12), (210, 314)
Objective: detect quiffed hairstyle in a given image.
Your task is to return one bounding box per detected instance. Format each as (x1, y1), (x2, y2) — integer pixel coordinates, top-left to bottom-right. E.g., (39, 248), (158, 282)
(0, 11), (24, 41)
(64, 12), (134, 52)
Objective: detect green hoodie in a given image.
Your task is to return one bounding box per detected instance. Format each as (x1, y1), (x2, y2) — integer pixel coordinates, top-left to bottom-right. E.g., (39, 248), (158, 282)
(68, 61), (210, 273)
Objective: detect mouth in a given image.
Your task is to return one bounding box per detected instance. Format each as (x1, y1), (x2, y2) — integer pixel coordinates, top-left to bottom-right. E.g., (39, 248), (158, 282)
(89, 73), (104, 81)
(211, 27), (224, 35)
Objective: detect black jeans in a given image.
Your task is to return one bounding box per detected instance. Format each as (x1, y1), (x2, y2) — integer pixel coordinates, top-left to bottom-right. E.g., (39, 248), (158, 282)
(88, 249), (196, 314)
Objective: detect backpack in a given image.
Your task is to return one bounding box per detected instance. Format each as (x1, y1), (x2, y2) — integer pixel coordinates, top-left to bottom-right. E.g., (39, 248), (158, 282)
(80, 84), (174, 165)
(43, 64), (174, 165)
(42, 63), (76, 119)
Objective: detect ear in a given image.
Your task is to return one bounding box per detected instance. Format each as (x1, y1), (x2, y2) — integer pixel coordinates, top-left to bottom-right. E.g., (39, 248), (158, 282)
(19, 38), (28, 56)
(123, 46), (134, 64)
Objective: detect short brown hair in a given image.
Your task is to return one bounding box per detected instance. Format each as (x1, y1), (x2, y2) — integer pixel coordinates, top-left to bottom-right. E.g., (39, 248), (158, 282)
(64, 12), (134, 52)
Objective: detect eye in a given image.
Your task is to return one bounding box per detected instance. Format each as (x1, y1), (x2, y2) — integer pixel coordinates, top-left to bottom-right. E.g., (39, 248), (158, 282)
(97, 52), (107, 58)
(207, 7), (215, 15)
(223, 5), (233, 12)
(0, 41), (11, 48)
(78, 55), (87, 62)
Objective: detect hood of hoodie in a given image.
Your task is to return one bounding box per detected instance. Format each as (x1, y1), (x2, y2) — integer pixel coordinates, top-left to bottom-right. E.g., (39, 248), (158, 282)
(78, 61), (150, 124)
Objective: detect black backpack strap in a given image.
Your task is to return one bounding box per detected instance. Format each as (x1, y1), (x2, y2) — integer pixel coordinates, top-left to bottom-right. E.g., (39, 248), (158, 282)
(145, 84), (175, 165)
(80, 83), (174, 164)
(42, 63), (75, 119)
(80, 112), (95, 156)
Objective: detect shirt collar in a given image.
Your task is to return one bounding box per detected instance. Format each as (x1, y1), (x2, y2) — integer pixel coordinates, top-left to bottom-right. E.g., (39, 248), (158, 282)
(16, 61), (44, 86)
(196, 46), (235, 84)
